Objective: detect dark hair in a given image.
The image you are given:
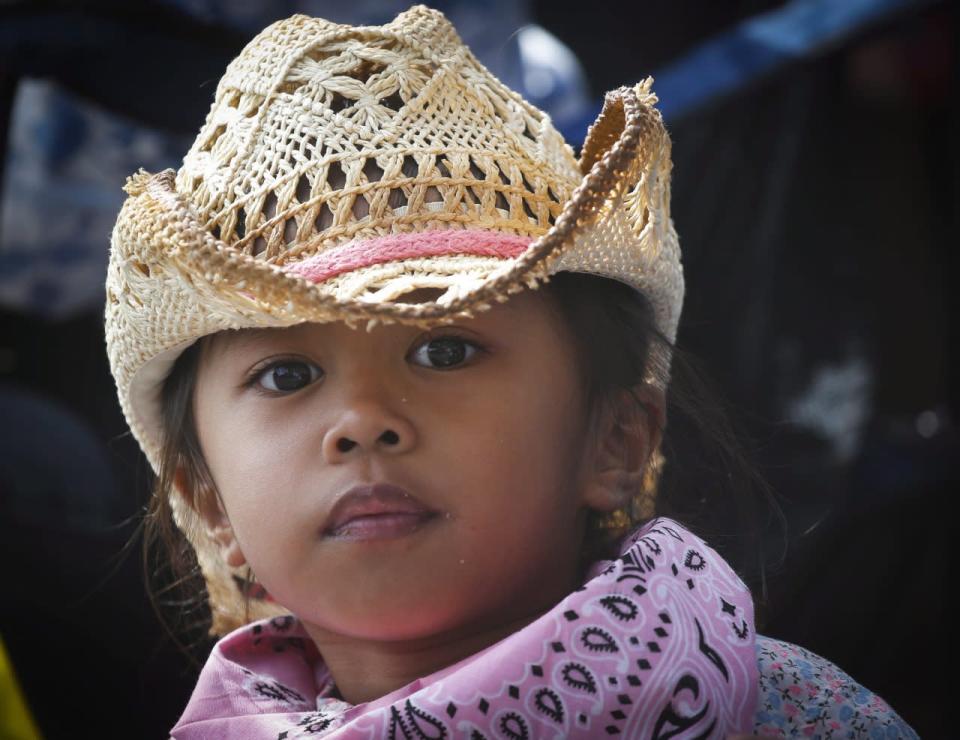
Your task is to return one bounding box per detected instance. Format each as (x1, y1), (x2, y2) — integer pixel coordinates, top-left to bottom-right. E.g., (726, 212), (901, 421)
(141, 272), (782, 658)
(142, 336), (215, 660)
(546, 273), (783, 602)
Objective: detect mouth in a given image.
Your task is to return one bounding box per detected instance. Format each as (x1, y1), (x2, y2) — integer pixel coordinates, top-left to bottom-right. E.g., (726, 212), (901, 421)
(323, 483), (440, 542)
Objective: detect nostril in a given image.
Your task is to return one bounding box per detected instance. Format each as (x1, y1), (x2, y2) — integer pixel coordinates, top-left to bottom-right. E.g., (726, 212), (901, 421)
(379, 429), (400, 445)
(336, 438), (357, 453)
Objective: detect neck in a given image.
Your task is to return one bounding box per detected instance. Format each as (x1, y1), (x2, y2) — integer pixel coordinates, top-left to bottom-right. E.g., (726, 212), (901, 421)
(303, 611), (550, 705)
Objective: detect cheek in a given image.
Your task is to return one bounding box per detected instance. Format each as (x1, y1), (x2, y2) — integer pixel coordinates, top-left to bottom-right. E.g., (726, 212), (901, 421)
(196, 401), (324, 545)
(414, 390), (588, 628)
(495, 370), (585, 467)
(432, 374), (588, 520)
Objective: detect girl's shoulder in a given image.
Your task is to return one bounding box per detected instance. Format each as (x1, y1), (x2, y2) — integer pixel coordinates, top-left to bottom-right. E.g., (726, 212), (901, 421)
(752, 634), (917, 738)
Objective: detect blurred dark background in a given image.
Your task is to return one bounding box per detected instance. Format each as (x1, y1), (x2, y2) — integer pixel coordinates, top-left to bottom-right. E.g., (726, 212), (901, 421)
(0, 0), (955, 737)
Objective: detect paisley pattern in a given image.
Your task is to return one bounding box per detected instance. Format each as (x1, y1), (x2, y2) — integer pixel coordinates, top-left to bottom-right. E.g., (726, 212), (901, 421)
(172, 518), (760, 738)
(174, 628), (918, 738)
(170, 518), (918, 738)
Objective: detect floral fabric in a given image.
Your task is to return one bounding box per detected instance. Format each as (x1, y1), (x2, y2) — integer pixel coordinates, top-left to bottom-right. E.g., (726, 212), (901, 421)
(752, 636), (916, 739)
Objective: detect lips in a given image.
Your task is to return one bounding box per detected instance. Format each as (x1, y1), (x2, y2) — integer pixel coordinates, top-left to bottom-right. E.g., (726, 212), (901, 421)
(323, 483), (439, 541)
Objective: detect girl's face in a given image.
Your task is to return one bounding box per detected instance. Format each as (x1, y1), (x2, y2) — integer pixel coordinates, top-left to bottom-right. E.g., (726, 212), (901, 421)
(191, 288), (604, 642)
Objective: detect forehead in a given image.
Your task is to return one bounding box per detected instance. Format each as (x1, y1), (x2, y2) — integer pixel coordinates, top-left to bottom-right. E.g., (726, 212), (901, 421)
(201, 286), (560, 357)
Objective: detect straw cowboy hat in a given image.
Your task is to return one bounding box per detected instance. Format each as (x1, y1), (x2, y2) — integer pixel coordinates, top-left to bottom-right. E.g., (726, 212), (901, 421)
(105, 5), (682, 633)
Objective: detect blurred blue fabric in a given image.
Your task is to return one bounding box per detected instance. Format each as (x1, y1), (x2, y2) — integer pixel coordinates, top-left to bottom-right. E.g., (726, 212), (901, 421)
(0, 0), (930, 321)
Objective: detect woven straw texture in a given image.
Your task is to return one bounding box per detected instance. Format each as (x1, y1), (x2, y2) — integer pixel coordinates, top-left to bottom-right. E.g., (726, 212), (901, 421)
(105, 5), (682, 633)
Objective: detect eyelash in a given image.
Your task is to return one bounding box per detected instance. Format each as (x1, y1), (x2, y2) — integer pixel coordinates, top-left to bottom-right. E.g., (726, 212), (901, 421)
(408, 332), (485, 370)
(243, 356), (322, 395)
(243, 333), (485, 395)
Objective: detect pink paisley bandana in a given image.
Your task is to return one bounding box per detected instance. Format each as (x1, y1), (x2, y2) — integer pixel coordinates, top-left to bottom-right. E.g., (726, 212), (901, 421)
(172, 518), (758, 738)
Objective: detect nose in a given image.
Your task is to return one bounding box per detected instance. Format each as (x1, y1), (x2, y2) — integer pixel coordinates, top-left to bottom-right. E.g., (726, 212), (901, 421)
(321, 400), (417, 463)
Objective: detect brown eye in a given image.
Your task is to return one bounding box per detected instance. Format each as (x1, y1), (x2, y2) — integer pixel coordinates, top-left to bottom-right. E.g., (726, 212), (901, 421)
(257, 361), (322, 392)
(410, 336), (478, 369)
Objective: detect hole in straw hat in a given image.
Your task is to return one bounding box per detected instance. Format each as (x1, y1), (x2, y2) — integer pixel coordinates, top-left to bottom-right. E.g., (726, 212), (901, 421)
(435, 159), (451, 179)
(344, 60), (386, 81)
(391, 288), (446, 305)
(304, 135), (325, 157)
(351, 195), (370, 220)
(252, 236), (267, 256)
(388, 188), (408, 210)
(235, 208), (247, 239)
(521, 172), (536, 194)
(326, 161), (347, 192)
(283, 217), (298, 245)
(329, 92), (352, 113)
(295, 175), (312, 204)
(305, 47), (334, 63)
(522, 198), (537, 222)
(380, 91), (404, 112)
(467, 157), (487, 180)
(363, 159), (384, 183)
(277, 79), (301, 95)
(400, 155), (419, 178)
(263, 191), (278, 220)
(314, 202), (334, 232)
(468, 158), (486, 181)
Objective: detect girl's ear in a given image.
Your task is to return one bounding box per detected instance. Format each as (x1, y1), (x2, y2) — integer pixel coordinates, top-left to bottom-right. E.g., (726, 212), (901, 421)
(580, 384), (666, 513)
(173, 467), (247, 569)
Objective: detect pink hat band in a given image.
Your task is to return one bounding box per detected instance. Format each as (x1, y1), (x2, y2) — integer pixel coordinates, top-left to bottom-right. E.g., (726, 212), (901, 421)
(282, 230), (534, 285)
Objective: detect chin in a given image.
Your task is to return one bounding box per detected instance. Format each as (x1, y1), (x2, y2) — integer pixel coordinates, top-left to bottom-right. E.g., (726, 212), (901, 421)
(304, 586), (490, 643)
(317, 607), (467, 643)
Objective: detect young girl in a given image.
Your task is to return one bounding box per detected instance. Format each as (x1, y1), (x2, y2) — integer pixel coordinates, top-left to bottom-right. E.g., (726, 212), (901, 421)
(105, 7), (917, 738)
